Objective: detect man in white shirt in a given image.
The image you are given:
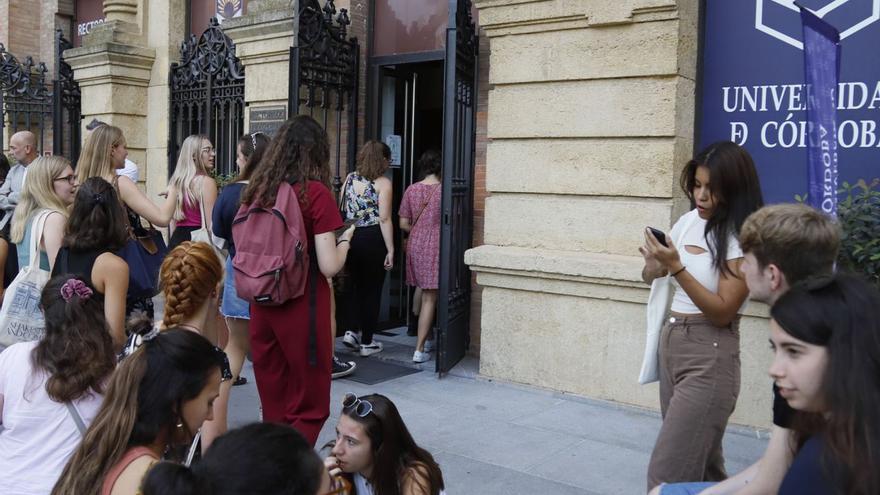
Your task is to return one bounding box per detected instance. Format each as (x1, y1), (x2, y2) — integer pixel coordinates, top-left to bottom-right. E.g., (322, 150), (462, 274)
(0, 131), (39, 231)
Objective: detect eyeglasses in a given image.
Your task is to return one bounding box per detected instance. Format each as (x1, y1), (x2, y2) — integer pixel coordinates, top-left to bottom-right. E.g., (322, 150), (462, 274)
(342, 393), (372, 417)
(54, 174), (76, 185)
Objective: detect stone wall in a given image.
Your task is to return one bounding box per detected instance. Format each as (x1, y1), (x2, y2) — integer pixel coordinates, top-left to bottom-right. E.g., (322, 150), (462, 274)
(468, 0), (772, 428)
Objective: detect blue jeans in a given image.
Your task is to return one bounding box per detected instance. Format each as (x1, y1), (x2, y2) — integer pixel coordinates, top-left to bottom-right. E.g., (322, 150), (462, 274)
(660, 482), (716, 495)
(221, 255), (250, 319)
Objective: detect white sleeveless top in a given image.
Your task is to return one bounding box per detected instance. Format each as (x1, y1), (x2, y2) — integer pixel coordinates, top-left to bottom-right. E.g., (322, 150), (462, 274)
(669, 209), (746, 314)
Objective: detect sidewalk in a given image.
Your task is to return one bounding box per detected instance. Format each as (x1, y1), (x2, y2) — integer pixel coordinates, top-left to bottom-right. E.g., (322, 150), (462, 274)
(227, 331), (769, 494)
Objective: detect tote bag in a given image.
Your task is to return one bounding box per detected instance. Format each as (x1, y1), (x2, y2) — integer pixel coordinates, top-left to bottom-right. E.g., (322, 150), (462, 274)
(0, 210), (52, 351)
(638, 211), (699, 384)
(189, 183), (225, 258)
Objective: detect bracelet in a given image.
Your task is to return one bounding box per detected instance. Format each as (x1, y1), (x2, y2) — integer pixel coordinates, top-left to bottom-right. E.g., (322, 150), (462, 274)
(671, 266), (687, 277)
(336, 239), (350, 246)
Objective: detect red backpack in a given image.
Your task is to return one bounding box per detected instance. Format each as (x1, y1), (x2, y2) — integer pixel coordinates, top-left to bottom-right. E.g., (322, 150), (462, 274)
(231, 182), (309, 305)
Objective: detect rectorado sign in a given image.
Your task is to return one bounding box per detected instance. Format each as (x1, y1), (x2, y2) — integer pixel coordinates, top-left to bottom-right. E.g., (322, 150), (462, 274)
(699, 0), (879, 204)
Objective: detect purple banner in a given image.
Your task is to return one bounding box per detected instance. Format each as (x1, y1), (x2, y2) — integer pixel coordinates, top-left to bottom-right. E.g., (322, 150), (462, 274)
(800, 6), (840, 216)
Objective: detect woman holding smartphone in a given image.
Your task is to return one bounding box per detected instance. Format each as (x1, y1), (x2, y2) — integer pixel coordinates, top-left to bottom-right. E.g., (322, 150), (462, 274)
(640, 141), (763, 491)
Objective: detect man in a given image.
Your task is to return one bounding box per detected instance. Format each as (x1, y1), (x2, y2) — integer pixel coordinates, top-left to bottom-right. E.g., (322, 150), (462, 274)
(85, 119), (139, 182)
(651, 203), (840, 495)
(0, 131), (39, 230)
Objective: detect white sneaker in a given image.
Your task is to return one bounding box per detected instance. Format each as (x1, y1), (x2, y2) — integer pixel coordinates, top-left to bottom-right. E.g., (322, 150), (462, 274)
(343, 331), (360, 349)
(413, 350), (430, 363)
(359, 341), (383, 357)
(423, 339), (435, 352)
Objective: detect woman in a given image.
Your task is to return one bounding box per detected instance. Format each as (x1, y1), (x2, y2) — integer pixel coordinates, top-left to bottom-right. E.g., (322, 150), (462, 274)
(0, 276), (116, 495)
(52, 326), (225, 495)
(641, 141), (763, 490)
(142, 423), (330, 495)
(10, 156), (77, 272)
(76, 124), (178, 318)
(325, 393), (446, 495)
(158, 240), (231, 448)
(399, 151), (441, 363)
(768, 274), (880, 495)
(212, 132), (270, 386)
(168, 134), (218, 251)
(52, 177), (130, 350)
(340, 141), (394, 357)
(238, 116), (354, 445)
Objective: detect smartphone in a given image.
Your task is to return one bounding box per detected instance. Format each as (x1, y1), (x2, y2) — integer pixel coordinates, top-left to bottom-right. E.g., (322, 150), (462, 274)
(648, 227), (668, 247)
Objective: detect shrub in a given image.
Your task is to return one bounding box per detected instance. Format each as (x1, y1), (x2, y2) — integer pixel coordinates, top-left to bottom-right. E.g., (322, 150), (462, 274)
(836, 179), (880, 289)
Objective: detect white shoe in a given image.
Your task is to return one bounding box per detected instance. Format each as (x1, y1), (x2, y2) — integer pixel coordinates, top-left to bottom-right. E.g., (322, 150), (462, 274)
(423, 339), (435, 352)
(359, 341), (384, 357)
(343, 331), (360, 349)
(413, 350), (430, 363)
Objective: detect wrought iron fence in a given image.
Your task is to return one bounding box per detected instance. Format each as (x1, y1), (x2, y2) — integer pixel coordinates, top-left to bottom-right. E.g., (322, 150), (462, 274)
(53, 29), (82, 165)
(168, 17), (245, 177)
(291, 0), (360, 192)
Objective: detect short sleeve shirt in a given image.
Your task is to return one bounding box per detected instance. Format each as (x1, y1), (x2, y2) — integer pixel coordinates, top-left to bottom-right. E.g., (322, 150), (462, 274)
(300, 180), (344, 238)
(777, 435), (833, 495)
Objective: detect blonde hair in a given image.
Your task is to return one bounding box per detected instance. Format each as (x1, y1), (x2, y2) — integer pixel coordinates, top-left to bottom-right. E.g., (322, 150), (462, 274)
(76, 124), (125, 185)
(160, 241), (223, 328)
(10, 156), (71, 243)
(169, 135), (211, 221)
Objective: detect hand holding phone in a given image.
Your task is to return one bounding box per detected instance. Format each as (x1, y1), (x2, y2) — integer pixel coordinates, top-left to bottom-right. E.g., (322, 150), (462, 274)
(647, 227), (669, 247)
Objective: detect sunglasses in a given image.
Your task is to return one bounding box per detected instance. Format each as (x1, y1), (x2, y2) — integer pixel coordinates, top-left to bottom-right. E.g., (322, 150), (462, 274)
(342, 393), (372, 417)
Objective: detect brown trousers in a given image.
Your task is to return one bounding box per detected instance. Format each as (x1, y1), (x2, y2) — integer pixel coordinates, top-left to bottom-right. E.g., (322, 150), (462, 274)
(646, 314), (741, 491)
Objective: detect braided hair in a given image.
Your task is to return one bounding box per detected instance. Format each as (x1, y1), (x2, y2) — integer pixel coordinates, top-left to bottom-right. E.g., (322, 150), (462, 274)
(159, 241), (223, 329)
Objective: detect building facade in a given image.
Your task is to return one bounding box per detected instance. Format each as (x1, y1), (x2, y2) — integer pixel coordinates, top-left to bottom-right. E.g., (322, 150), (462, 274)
(1, 0), (782, 428)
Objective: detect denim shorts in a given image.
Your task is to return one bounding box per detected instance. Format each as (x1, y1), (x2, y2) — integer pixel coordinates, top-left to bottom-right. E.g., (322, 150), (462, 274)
(660, 482), (716, 495)
(221, 255), (250, 319)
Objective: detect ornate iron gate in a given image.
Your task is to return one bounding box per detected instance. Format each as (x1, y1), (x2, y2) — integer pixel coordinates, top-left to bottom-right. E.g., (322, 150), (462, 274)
(0, 44), (52, 154)
(438, 0), (478, 374)
(169, 18), (245, 177)
(290, 0), (360, 191)
(53, 29), (82, 164)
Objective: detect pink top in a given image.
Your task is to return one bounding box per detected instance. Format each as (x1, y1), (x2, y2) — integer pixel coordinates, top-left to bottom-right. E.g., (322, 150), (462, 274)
(177, 195), (202, 227)
(100, 446), (158, 495)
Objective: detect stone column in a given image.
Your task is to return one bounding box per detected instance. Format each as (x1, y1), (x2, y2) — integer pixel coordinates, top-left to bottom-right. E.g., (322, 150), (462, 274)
(466, 0), (771, 428)
(223, 1), (296, 134)
(63, 0), (155, 185)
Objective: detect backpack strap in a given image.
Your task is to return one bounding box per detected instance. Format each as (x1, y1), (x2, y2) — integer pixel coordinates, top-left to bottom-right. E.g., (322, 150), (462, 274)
(65, 402), (87, 435)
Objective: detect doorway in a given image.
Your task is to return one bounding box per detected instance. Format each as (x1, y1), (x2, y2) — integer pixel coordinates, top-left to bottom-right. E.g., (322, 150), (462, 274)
(374, 60), (444, 332)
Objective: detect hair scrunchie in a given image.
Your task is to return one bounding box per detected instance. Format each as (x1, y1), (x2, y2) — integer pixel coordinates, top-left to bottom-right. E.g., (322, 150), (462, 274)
(60, 279), (94, 302)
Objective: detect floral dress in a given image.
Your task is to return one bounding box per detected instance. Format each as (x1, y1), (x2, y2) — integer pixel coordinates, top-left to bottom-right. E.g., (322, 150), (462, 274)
(399, 182), (441, 289)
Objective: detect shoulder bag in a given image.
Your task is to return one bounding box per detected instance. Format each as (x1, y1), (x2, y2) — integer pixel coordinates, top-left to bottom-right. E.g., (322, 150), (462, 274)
(190, 179), (225, 259)
(0, 210), (52, 351)
(638, 211), (699, 384)
(113, 177), (168, 300)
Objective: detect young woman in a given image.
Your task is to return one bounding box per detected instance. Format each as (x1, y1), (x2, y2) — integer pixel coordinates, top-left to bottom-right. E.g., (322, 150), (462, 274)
(340, 140), (395, 357)
(76, 124), (178, 318)
(168, 134), (218, 251)
(52, 177), (130, 350)
(399, 151), (441, 363)
(212, 132), (270, 386)
(325, 393), (446, 495)
(0, 275), (116, 495)
(641, 141), (763, 490)
(158, 240), (231, 449)
(142, 423), (330, 495)
(52, 327), (224, 495)
(768, 274), (880, 495)
(10, 156), (77, 272)
(239, 116), (354, 445)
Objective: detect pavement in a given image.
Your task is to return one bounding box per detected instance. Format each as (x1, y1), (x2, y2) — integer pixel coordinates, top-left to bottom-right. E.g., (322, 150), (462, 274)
(227, 329), (769, 494)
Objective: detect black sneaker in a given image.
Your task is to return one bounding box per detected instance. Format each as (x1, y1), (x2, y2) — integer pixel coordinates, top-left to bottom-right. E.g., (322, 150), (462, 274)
(332, 356), (356, 379)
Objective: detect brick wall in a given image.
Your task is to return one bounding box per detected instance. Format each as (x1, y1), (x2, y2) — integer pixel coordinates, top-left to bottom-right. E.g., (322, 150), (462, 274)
(468, 30), (489, 356)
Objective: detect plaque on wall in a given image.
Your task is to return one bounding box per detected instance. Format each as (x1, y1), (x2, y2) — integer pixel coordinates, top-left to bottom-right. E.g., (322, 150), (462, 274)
(248, 106), (287, 136)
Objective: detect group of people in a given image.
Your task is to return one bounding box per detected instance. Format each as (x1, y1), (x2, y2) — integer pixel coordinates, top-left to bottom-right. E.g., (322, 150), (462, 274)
(0, 116), (448, 494)
(641, 141), (880, 495)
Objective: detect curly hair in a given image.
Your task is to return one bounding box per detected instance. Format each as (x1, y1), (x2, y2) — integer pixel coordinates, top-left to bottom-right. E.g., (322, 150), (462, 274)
(31, 275), (116, 403)
(241, 116), (330, 207)
(160, 241), (223, 328)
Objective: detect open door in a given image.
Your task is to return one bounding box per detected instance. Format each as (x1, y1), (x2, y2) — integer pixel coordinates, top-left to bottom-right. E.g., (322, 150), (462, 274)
(437, 0), (478, 374)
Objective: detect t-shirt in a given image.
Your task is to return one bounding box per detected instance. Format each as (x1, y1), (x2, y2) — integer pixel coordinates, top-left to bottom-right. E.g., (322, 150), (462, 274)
(669, 209), (746, 314)
(212, 182), (246, 256)
(0, 341), (104, 495)
(772, 383), (795, 428)
(778, 435), (834, 495)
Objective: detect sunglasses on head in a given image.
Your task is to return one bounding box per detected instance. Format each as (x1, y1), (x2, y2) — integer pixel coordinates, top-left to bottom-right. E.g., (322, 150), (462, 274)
(342, 393), (372, 417)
